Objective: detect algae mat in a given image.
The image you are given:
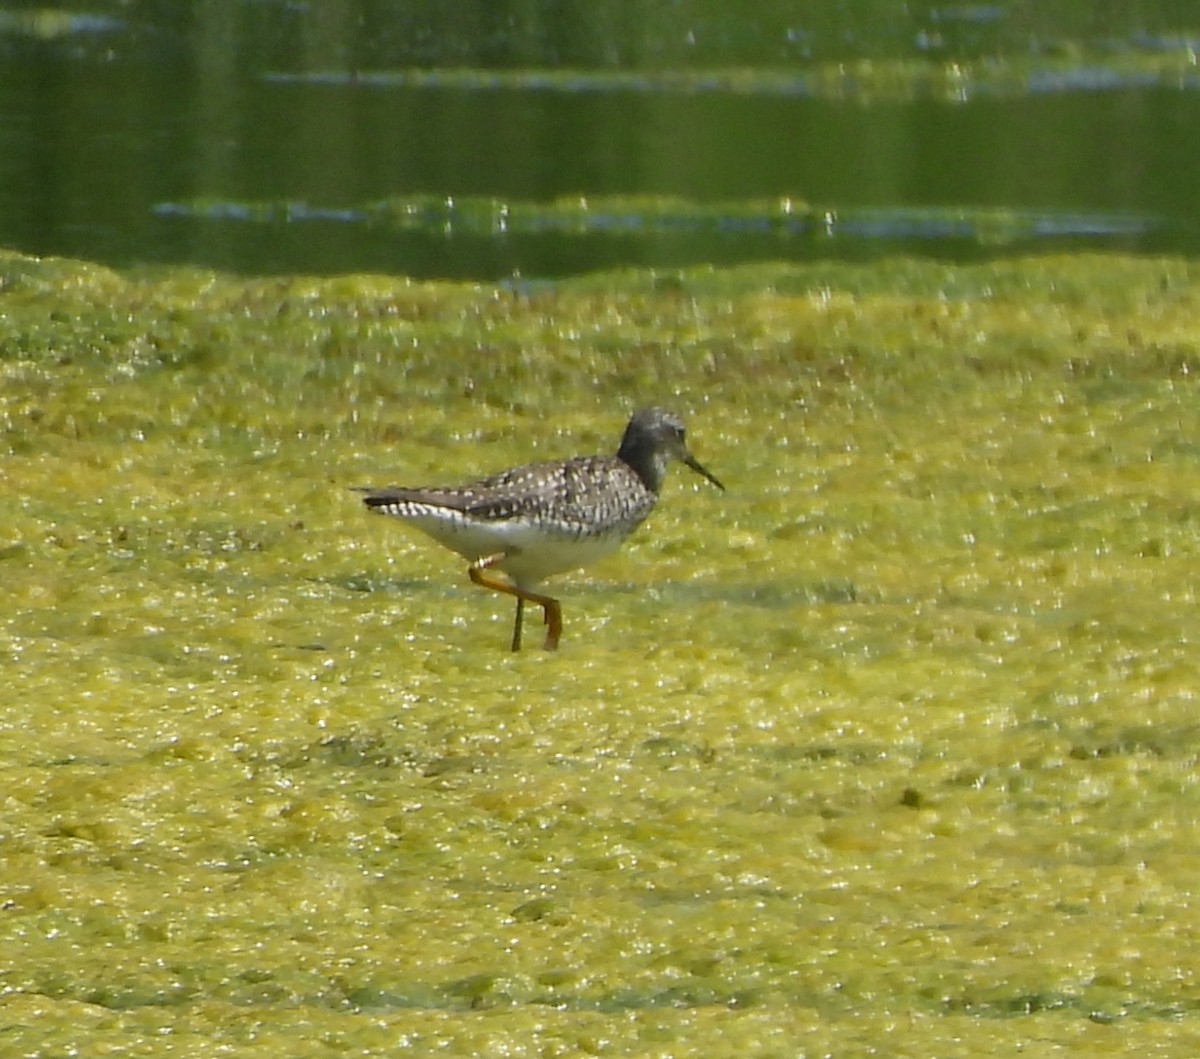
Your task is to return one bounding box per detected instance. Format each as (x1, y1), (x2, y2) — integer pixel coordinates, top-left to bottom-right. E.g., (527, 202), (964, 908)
(3, 251), (1200, 1054)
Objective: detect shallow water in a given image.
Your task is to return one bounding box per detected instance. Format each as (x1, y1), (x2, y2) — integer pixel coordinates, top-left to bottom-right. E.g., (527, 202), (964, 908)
(5, 2), (1200, 276)
(4, 250), (1200, 1053)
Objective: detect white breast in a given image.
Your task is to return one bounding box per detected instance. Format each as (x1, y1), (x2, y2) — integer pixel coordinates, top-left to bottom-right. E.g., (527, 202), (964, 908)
(387, 504), (640, 590)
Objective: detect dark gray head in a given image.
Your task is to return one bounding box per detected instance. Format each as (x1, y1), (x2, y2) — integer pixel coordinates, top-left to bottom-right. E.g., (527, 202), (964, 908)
(616, 407), (725, 495)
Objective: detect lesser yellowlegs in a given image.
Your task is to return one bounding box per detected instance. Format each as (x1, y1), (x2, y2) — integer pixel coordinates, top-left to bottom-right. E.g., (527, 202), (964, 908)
(358, 407), (724, 651)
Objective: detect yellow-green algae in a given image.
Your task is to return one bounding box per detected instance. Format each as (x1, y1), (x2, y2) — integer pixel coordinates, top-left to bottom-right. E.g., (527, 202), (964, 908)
(4, 250), (1200, 1054)
(265, 43), (1200, 103)
(162, 192), (1152, 246)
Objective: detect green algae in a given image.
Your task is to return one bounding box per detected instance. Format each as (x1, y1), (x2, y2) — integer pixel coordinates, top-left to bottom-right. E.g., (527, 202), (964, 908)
(5, 250), (1200, 1053)
(157, 192), (1154, 248)
(263, 42), (1200, 103)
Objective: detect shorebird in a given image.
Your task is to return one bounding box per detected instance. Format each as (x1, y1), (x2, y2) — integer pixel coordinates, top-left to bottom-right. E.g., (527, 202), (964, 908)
(358, 407), (724, 651)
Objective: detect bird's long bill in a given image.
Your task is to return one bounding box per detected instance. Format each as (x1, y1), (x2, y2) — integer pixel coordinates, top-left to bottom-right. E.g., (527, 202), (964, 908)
(683, 452), (725, 492)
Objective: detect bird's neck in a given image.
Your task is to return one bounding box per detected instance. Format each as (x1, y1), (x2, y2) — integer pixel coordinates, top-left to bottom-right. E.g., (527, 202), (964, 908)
(616, 441), (668, 494)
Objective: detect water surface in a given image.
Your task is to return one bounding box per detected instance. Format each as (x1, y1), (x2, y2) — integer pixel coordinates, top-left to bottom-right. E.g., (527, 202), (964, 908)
(3, 1), (1200, 276)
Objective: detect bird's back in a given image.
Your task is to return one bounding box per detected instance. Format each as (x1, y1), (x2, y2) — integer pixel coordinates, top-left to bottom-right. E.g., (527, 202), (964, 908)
(361, 454), (659, 586)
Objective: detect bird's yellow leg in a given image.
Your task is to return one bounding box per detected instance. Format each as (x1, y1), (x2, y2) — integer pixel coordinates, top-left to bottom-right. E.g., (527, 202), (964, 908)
(468, 554), (563, 651)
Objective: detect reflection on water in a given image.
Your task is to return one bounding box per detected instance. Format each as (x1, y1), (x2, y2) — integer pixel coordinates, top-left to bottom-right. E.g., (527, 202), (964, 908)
(151, 192), (1161, 263)
(263, 57), (1200, 101)
(1, 0), (1198, 276)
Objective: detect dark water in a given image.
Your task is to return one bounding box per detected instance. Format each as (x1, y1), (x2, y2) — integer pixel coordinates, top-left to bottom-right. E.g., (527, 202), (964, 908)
(3, 1), (1200, 279)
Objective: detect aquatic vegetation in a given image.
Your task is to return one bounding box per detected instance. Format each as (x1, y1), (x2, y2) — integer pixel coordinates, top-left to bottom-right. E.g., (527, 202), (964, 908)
(153, 192), (1157, 252)
(4, 249), (1200, 1052)
(263, 43), (1200, 103)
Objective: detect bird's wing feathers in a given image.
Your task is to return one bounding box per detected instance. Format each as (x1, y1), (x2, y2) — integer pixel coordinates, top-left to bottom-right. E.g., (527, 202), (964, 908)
(362, 456), (653, 528)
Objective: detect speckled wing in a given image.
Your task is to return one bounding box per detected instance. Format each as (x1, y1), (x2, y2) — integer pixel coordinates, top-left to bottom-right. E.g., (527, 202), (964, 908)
(364, 455), (657, 534)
